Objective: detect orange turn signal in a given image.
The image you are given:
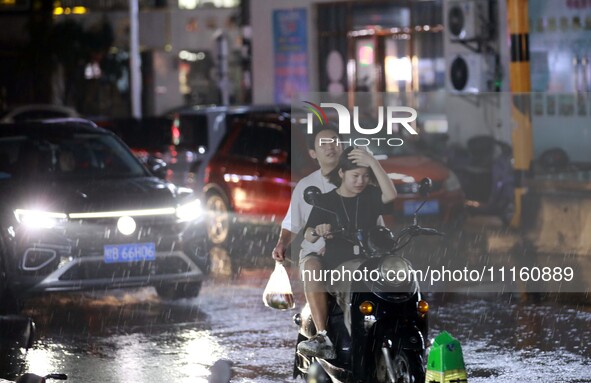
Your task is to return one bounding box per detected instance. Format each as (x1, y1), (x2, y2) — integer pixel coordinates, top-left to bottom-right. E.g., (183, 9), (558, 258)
(418, 300), (429, 315)
(359, 301), (374, 315)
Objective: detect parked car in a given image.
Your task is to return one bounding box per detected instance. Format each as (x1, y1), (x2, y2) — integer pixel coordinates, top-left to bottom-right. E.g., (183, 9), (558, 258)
(0, 119), (209, 313)
(91, 109), (218, 189)
(165, 105), (293, 191)
(0, 104), (79, 123)
(165, 104), (321, 244)
(356, 134), (465, 224)
(202, 106), (312, 244)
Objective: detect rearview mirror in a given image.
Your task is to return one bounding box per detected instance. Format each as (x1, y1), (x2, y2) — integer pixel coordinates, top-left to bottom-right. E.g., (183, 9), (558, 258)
(303, 186), (322, 206)
(147, 156), (168, 179)
(418, 177), (432, 197)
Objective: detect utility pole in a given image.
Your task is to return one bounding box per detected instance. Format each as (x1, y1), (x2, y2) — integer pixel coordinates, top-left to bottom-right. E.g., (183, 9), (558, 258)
(215, 30), (230, 106)
(129, 0), (142, 118)
(507, 0), (532, 228)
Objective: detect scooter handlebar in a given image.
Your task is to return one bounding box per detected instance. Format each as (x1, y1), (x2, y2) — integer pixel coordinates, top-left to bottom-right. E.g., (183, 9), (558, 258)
(395, 225), (444, 244)
(310, 228), (345, 238)
(416, 227), (445, 236)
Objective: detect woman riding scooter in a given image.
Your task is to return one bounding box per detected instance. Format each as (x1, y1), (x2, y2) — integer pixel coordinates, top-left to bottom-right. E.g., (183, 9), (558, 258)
(297, 146), (397, 359)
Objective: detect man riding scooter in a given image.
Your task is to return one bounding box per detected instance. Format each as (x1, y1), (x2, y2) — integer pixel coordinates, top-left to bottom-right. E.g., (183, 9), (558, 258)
(272, 125), (344, 356)
(272, 125), (343, 264)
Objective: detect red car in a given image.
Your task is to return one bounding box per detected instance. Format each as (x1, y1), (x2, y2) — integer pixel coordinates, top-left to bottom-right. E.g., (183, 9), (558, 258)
(370, 142), (465, 225)
(202, 106), (303, 243)
(202, 107), (464, 244)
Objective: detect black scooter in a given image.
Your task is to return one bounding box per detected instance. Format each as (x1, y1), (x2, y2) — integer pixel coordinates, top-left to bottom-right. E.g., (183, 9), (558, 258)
(293, 178), (443, 383)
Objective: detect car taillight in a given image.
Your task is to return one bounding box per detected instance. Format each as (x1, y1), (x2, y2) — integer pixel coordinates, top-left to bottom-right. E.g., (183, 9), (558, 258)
(132, 148), (149, 162)
(171, 114), (180, 145)
(204, 164), (211, 184)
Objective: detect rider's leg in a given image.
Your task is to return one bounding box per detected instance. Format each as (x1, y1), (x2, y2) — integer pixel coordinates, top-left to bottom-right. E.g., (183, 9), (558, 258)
(329, 259), (364, 336)
(301, 256), (328, 332)
(297, 254), (336, 359)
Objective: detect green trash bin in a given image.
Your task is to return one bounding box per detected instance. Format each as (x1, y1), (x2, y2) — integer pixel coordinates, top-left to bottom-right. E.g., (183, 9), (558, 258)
(425, 331), (468, 383)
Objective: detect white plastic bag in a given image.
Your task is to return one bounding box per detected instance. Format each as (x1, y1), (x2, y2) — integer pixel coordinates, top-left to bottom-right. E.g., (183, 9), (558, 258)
(263, 262), (295, 310)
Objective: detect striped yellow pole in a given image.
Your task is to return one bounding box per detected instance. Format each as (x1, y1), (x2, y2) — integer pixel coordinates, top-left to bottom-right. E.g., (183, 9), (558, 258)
(507, 0), (532, 228)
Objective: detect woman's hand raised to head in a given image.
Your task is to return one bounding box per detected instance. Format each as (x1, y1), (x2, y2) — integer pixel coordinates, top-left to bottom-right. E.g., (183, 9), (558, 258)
(347, 148), (377, 168)
(348, 147), (397, 203)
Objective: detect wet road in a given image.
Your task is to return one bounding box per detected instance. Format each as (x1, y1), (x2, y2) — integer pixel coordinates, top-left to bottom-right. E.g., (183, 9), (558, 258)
(2, 223), (591, 382)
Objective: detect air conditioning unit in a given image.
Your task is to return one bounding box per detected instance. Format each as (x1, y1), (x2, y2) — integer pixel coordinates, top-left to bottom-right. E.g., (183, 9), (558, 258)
(447, 53), (494, 93)
(447, 0), (489, 41)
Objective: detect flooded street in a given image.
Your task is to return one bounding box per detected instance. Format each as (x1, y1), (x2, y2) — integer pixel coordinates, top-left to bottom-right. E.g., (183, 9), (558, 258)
(2, 224), (591, 383)
(12, 279), (297, 383)
(428, 293), (591, 382)
(1, 0), (591, 381)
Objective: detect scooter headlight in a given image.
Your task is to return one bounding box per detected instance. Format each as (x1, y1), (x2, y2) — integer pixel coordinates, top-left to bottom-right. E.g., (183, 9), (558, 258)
(380, 257), (409, 283)
(379, 256), (417, 293)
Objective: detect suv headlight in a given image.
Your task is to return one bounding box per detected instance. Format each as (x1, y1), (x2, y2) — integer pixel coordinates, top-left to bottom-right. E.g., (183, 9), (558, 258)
(176, 199), (203, 222)
(14, 209), (68, 229)
(444, 171), (461, 191)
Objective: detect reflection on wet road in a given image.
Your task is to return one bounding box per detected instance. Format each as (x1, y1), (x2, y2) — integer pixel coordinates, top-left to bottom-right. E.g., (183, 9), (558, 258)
(21, 289), (222, 382)
(429, 294), (591, 382)
(15, 277), (297, 382)
(2, 224), (591, 382)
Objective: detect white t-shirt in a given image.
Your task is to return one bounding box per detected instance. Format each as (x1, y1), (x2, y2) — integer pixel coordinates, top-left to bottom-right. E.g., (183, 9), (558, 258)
(282, 169), (336, 233)
(282, 169), (335, 255)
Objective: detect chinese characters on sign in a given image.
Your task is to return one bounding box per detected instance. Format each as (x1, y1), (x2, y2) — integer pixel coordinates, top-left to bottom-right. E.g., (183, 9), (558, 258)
(273, 9), (309, 103)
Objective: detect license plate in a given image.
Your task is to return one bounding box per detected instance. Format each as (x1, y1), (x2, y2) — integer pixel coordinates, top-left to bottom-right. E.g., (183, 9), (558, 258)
(104, 243), (156, 263)
(403, 200), (440, 216)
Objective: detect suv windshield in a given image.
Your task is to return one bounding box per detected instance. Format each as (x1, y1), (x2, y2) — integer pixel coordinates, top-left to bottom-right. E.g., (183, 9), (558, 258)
(0, 133), (146, 181)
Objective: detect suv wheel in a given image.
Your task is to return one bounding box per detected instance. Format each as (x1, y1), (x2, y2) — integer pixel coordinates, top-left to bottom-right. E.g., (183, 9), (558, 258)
(156, 281), (202, 300)
(206, 192), (231, 244)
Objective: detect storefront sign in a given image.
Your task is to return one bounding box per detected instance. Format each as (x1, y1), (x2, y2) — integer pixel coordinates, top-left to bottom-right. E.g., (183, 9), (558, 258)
(273, 9), (309, 103)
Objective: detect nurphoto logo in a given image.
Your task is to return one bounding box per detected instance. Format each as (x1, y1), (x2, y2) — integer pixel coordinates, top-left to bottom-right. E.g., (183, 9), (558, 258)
(303, 101), (418, 148)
